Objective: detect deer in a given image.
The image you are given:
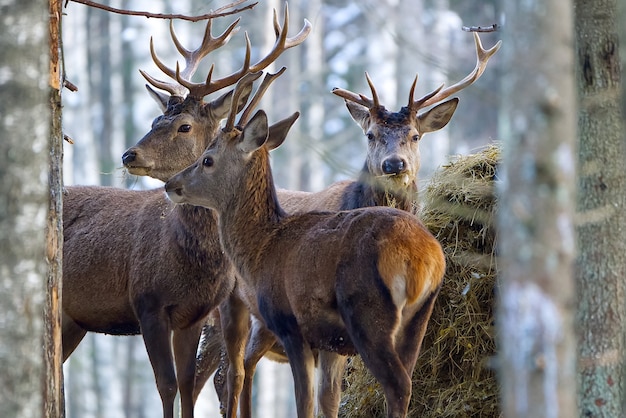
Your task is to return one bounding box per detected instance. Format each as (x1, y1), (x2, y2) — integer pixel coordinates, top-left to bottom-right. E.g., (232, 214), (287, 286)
(191, 32), (501, 417)
(163, 70), (447, 418)
(62, 7), (311, 418)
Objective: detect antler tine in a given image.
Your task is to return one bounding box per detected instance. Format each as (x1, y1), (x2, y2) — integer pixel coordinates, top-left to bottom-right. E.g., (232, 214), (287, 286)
(172, 18), (241, 81)
(238, 67), (287, 126)
(364, 72), (380, 109)
(140, 17), (240, 98)
(224, 71), (263, 132)
(331, 87), (374, 109)
(331, 72), (381, 109)
(140, 68), (187, 97)
(180, 3), (311, 100)
(414, 32), (502, 110)
(409, 75), (445, 111)
(140, 37), (189, 97)
(180, 32), (253, 99)
(249, 3), (312, 72)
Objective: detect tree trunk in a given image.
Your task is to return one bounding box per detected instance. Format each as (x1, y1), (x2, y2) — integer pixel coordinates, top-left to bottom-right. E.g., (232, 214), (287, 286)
(86, 5), (113, 186)
(45, 0), (65, 417)
(0, 1), (49, 417)
(574, 0), (626, 416)
(497, 1), (578, 417)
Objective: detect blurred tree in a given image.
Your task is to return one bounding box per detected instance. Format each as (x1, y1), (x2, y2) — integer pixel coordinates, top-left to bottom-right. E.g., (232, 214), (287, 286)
(496, 0), (577, 417)
(0, 1), (49, 417)
(574, 0), (626, 415)
(86, 5), (114, 186)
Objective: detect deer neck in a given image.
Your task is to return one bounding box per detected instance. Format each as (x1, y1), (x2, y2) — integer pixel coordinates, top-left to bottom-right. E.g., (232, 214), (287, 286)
(174, 203), (218, 233)
(172, 204), (221, 247)
(356, 166), (419, 214)
(217, 148), (285, 277)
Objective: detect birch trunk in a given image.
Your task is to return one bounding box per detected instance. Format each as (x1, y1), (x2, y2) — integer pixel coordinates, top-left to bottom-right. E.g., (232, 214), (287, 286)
(497, 0), (578, 416)
(0, 1), (49, 417)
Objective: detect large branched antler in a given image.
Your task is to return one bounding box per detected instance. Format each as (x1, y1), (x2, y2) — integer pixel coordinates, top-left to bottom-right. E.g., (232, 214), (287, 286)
(141, 3), (311, 100)
(140, 17), (241, 97)
(410, 32), (501, 111)
(332, 32), (501, 113)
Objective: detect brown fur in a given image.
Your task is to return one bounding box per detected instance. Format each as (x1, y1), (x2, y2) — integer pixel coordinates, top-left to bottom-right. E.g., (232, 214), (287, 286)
(62, 186), (235, 418)
(115, 75), (457, 418)
(62, 86), (248, 418)
(165, 109), (446, 418)
(199, 97), (458, 418)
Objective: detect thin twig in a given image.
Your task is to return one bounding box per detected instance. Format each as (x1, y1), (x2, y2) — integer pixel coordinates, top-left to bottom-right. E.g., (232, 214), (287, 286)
(68, 0), (257, 22)
(462, 24), (499, 33)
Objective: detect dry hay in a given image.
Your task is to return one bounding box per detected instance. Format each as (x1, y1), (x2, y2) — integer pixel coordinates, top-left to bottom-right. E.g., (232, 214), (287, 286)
(339, 144), (500, 418)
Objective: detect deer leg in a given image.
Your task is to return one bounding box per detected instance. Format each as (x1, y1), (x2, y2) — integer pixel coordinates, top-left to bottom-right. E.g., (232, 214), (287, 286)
(317, 351), (347, 418)
(219, 291), (250, 418)
(396, 289), (440, 375)
(173, 321), (204, 418)
(337, 291), (411, 417)
(136, 295), (177, 418)
(279, 332), (316, 418)
(345, 321), (411, 418)
(240, 318), (280, 418)
(61, 312), (87, 361)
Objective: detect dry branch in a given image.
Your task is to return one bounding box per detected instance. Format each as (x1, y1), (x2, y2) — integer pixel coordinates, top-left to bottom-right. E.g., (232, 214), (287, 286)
(68, 0), (257, 22)
(462, 24), (499, 33)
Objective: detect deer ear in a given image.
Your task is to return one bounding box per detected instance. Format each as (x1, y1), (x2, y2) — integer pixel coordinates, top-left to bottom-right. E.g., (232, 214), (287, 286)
(266, 112), (299, 150)
(208, 85), (254, 120)
(417, 98), (459, 133)
(240, 110), (269, 153)
(145, 84), (170, 112)
(345, 101), (371, 133)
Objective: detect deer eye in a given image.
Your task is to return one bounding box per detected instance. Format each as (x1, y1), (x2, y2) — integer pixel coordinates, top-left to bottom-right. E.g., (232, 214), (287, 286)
(178, 124), (192, 133)
(202, 156), (213, 167)
(366, 132), (375, 142)
(412, 134), (420, 142)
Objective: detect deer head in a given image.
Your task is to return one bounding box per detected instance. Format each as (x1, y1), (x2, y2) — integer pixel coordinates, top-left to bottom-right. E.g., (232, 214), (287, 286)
(332, 32), (501, 193)
(166, 69), (297, 212)
(122, 4), (311, 182)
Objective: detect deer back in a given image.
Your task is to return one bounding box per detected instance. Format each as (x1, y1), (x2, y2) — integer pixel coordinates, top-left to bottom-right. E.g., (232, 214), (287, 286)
(63, 185), (232, 333)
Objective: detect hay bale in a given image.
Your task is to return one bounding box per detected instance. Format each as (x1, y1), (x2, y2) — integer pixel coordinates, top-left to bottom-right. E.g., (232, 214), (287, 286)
(339, 145), (500, 418)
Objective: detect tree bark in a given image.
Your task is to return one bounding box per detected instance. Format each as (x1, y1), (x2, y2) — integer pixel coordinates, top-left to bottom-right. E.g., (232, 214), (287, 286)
(45, 0), (65, 417)
(574, 0), (626, 416)
(497, 1), (578, 417)
(0, 1), (49, 417)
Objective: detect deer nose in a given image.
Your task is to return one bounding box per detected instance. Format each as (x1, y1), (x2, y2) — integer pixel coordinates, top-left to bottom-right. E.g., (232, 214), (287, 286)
(122, 149), (137, 166)
(382, 157), (406, 175)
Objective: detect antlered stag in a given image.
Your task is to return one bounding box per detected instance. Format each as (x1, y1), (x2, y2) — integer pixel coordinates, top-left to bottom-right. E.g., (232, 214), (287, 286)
(62, 8), (310, 418)
(194, 32), (501, 417)
(164, 72), (446, 418)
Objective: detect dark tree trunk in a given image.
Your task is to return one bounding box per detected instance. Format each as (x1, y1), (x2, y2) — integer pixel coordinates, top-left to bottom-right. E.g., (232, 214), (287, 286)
(574, 0), (626, 416)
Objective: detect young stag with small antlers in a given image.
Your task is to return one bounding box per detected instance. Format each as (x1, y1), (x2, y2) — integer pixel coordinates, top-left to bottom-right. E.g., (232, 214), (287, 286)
(164, 70), (447, 418)
(62, 8), (310, 418)
(193, 31), (500, 417)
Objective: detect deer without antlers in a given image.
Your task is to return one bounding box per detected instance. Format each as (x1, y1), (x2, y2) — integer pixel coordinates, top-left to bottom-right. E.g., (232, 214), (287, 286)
(164, 72), (447, 418)
(194, 31), (501, 417)
(63, 7), (310, 418)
